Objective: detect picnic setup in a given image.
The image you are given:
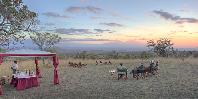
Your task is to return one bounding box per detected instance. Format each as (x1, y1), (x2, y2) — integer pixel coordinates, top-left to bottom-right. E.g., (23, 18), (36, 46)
(0, 49), (60, 95)
(10, 69), (39, 90)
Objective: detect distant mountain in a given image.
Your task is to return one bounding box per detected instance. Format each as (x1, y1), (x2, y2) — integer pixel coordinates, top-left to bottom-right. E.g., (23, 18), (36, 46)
(6, 39), (198, 52)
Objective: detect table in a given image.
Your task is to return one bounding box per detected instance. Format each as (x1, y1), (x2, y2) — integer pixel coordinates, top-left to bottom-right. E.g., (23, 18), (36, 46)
(0, 84), (2, 95)
(10, 76), (39, 90)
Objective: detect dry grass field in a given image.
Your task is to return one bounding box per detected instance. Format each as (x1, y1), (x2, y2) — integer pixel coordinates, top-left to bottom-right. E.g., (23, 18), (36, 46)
(0, 58), (198, 99)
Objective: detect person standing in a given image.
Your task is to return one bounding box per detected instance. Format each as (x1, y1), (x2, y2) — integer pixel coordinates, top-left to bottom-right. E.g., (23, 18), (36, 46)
(11, 61), (18, 74)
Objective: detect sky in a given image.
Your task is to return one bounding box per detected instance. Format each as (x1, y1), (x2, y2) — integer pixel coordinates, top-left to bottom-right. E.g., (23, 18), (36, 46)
(23, 0), (198, 51)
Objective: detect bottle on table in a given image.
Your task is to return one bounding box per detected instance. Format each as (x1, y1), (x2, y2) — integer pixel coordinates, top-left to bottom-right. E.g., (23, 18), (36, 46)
(25, 70), (28, 74)
(29, 70), (31, 76)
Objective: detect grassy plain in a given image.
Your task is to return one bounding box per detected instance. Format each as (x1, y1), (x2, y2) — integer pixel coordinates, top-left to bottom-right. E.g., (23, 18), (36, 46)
(0, 58), (198, 99)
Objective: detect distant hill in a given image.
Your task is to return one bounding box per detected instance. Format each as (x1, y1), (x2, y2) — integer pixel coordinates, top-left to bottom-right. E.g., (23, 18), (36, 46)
(4, 39), (198, 53)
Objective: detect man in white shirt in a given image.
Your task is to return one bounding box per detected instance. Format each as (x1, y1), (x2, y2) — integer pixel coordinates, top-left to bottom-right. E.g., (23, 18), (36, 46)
(11, 61), (18, 74)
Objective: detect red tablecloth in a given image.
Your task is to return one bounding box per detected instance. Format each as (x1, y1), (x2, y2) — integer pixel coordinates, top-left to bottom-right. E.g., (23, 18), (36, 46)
(0, 84), (2, 95)
(10, 76), (39, 91)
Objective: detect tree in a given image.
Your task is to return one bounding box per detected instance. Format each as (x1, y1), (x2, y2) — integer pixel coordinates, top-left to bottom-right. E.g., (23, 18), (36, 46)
(123, 54), (130, 59)
(30, 32), (61, 65)
(140, 51), (149, 60)
(0, 48), (6, 52)
(109, 50), (119, 59)
(0, 0), (37, 48)
(79, 51), (87, 60)
(30, 32), (61, 51)
(147, 38), (174, 57)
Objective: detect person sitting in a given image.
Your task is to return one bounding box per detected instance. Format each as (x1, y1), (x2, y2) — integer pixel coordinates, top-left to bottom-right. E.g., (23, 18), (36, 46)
(130, 67), (138, 78)
(0, 83), (2, 95)
(154, 61), (159, 73)
(155, 61), (158, 67)
(149, 60), (155, 74)
(138, 63), (144, 70)
(11, 61), (18, 74)
(117, 63), (127, 80)
(137, 63), (145, 78)
(0, 76), (6, 85)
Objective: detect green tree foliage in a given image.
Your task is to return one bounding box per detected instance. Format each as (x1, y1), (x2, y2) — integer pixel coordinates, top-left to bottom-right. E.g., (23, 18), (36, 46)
(110, 50), (119, 59)
(0, 0), (37, 48)
(193, 52), (198, 58)
(30, 32), (61, 66)
(0, 47), (6, 52)
(45, 47), (57, 53)
(140, 51), (149, 60)
(30, 32), (61, 51)
(147, 38), (174, 57)
(79, 51), (87, 60)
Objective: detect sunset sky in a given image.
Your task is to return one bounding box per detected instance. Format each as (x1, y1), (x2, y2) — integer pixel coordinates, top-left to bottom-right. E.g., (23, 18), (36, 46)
(23, 0), (198, 50)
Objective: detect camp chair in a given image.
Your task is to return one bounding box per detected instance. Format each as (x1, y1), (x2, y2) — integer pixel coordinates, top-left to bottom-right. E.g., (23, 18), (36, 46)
(117, 68), (128, 80)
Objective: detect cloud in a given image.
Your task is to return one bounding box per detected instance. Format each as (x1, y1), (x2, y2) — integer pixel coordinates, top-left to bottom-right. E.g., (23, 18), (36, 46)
(60, 38), (120, 45)
(90, 16), (104, 19)
(179, 9), (189, 12)
(137, 38), (147, 41)
(94, 29), (113, 33)
(44, 23), (55, 26)
(189, 32), (198, 34)
(66, 6), (103, 14)
(126, 35), (140, 38)
(42, 12), (70, 18)
(153, 10), (198, 24)
(176, 18), (198, 24)
(55, 28), (114, 35)
(55, 28), (92, 35)
(66, 6), (131, 20)
(100, 22), (123, 27)
(62, 38), (117, 42)
(95, 34), (102, 36)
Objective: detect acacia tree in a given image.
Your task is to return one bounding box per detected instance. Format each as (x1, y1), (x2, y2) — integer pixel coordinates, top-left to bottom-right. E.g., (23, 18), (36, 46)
(30, 32), (61, 65)
(147, 38), (174, 57)
(30, 32), (61, 51)
(0, 0), (37, 48)
(108, 50), (119, 59)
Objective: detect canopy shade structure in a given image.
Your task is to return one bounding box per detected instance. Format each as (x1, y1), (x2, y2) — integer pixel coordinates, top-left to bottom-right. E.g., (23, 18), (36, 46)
(0, 49), (56, 57)
(0, 49), (60, 86)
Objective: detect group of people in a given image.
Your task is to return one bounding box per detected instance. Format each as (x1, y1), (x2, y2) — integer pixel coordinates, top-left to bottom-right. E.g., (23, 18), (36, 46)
(116, 60), (159, 80)
(96, 60), (112, 65)
(68, 61), (87, 68)
(132, 60), (159, 79)
(136, 60), (159, 74)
